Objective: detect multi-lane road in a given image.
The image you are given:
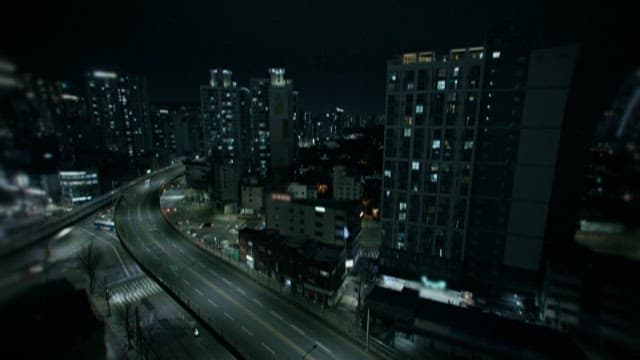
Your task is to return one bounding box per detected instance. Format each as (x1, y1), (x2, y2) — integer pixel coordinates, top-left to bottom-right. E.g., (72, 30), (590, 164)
(117, 171), (374, 359)
(0, 192), (233, 359)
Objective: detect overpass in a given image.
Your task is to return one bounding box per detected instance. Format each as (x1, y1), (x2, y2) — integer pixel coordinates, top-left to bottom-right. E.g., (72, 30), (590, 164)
(0, 164), (182, 257)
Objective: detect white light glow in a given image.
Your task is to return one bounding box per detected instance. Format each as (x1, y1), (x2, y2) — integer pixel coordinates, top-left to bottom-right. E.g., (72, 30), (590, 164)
(314, 206), (326, 213)
(61, 94), (79, 101)
(92, 70), (117, 79)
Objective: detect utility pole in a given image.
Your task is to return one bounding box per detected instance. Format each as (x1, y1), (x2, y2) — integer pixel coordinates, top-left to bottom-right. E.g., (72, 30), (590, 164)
(366, 306), (370, 352)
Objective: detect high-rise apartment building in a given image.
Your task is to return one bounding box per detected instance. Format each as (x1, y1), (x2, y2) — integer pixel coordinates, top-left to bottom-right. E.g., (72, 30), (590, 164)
(248, 78), (270, 178)
(268, 68), (297, 172)
(200, 69), (244, 211)
(247, 69), (298, 180)
(85, 70), (149, 161)
(379, 42), (579, 290)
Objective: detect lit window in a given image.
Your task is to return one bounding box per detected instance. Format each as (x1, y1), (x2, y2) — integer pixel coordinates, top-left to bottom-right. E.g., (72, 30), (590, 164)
(404, 128), (412, 137)
(384, 170), (392, 178)
(416, 105), (424, 114)
(464, 141), (474, 150)
(492, 51), (501, 59)
(437, 80), (446, 91)
(453, 67), (460, 77)
(385, 190), (391, 197)
(399, 213), (406, 221)
(399, 202), (407, 210)
(391, 73), (397, 81)
(432, 140), (441, 149)
(412, 161), (420, 170)
(430, 173), (439, 183)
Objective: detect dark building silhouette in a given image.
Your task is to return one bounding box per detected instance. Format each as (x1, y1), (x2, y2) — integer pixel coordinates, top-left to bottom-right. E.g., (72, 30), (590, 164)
(379, 33), (580, 298)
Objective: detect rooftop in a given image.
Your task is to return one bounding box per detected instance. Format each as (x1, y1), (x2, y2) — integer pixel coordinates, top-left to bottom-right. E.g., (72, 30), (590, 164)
(390, 46), (485, 65)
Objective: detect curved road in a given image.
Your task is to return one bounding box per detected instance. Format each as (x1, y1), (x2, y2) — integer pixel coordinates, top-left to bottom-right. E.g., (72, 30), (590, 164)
(116, 171), (373, 359)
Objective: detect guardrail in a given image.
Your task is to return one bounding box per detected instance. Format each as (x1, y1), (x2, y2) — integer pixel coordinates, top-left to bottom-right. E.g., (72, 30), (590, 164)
(158, 178), (400, 360)
(0, 163), (183, 257)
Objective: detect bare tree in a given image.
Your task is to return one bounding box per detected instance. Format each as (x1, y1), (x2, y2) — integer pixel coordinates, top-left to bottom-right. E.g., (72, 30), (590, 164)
(139, 309), (160, 360)
(78, 241), (101, 294)
(118, 302), (134, 351)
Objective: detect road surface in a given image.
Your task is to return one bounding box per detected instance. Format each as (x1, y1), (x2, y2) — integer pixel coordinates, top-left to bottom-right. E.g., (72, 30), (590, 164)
(116, 170), (374, 359)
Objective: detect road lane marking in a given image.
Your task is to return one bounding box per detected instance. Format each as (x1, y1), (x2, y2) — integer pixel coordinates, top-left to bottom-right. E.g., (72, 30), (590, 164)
(241, 325), (253, 336)
(252, 298), (264, 307)
(130, 197), (317, 359)
(290, 324), (306, 336)
(183, 278), (191, 286)
(78, 228), (131, 277)
(224, 312), (234, 321)
(222, 277), (231, 285)
(316, 341), (333, 355)
(207, 298), (218, 307)
(270, 310), (283, 321)
(261, 342), (276, 355)
(195, 289), (203, 296)
(235, 287), (247, 296)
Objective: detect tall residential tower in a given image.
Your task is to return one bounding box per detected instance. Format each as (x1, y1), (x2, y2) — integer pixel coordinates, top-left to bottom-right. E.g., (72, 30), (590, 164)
(379, 42), (579, 292)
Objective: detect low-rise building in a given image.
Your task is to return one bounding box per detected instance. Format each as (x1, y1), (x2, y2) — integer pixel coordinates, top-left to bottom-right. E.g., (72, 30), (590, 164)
(59, 170), (100, 206)
(286, 182), (317, 200)
(265, 193), (362, 268)
(240, 177), (264, 216)
(332, 165), (362, 200)
(238, 228), (346, 301)
(184, 157), (211, 192)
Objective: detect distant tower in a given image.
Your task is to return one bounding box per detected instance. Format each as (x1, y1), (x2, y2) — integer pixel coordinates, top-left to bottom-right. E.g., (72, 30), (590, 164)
(200, 68), (244, 212)
(85, 70), (149, 161)
(267, 68), (297, 176)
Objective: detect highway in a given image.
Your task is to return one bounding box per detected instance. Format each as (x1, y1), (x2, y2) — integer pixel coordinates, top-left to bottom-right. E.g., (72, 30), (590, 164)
(0, 195), (233, 359)
(116, 170), (374, 359)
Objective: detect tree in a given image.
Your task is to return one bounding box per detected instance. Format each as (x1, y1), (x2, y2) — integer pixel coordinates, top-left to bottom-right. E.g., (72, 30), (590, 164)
(139, 309), (160, 360)
(78, 241), (101, 294)
(118, 302), (134, 351)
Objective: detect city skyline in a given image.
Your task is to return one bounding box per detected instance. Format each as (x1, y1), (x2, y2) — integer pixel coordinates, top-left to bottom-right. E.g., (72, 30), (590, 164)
(1, 1), (615, 113)
(1, 2), (639, 359)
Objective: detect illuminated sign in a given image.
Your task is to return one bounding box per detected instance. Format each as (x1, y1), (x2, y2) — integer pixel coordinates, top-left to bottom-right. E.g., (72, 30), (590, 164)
(421, 275), (447, 290)
(314, 206), (326, 213)
(271, 193), (291, 202)
(61, 94), (79, 101)
(92, 70), (117, 79)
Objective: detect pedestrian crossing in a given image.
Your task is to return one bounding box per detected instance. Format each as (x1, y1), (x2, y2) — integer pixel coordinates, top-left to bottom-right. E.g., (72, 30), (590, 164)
(110, 276), (162, 306)
(360, 248), (379, 259)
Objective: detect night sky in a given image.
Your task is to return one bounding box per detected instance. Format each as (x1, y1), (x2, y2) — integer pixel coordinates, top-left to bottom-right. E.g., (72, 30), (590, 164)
(0, 1), (630, 112)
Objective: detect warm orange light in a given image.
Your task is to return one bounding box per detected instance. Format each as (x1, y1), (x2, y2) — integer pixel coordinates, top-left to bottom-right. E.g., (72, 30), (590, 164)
(317, 184), (328, 194)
